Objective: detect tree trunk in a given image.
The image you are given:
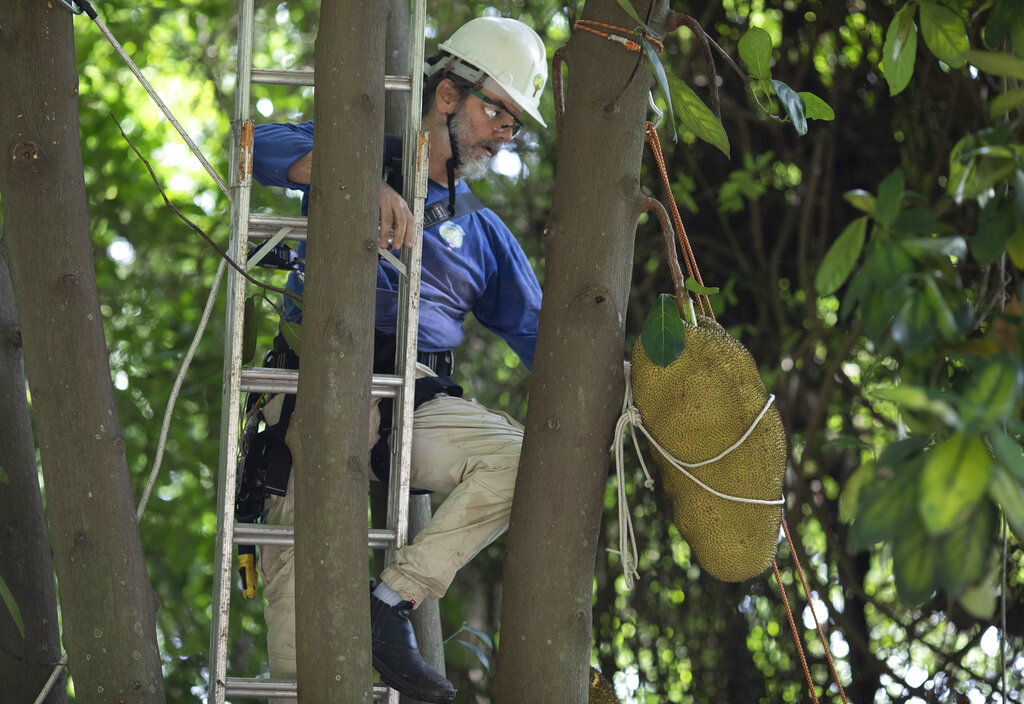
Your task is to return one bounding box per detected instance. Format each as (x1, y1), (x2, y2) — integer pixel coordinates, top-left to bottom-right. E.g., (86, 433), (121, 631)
(0, 3), (166, 703)
(0, 239), (66, 703)
(290, 0), (384, 699)
(495, 1), (662, 701)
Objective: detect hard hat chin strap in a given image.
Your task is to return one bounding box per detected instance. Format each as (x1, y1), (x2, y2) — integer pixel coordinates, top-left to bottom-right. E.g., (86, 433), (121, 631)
(444, 113), (461, 214)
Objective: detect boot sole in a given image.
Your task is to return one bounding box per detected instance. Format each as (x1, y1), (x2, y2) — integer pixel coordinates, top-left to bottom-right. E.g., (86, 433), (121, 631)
(373, 655), (456, 704)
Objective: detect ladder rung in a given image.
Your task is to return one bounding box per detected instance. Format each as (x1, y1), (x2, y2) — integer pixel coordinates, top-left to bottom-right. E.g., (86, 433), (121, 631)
(252, 68), (411, 92)
(249, 213), (307, 241)
(233, 524), (396, 550)
(223, 677), (390, 699)
(240, 368), (404, 397)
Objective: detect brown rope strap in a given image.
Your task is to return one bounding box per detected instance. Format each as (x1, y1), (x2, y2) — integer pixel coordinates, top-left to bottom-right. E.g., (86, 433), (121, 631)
(574, 19), (664, 55)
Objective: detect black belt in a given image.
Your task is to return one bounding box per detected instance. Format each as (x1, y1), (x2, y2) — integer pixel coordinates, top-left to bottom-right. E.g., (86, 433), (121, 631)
(417, 349), (454, 377)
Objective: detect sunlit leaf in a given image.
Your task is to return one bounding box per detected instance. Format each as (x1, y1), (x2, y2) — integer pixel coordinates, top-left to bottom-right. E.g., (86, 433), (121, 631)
(771, 80), (807, 135)
(844, 189), (876, 215)
(963, 49), (1024, 80)
(881, 4), (919, 96)
(0, 574), (25, 640)
(684, 277), (719, 295)
(798, 92), (835, 120)
(839, 461), (873, 523)
(868, 385), (960, 427)
(815, 216), (867, 295)
(918, 1), (969, 68)
(959, 571), (998, 619)
(666, 73), (730, 157)
(1007, 225), (1024, 269)
(640, 293), (686, 367)
(738, 27), (773, 82)
(919, 433), (991, 535)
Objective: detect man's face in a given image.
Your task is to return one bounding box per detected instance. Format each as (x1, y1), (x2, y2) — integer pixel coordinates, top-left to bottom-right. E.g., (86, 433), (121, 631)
(449, 88), (522, 181)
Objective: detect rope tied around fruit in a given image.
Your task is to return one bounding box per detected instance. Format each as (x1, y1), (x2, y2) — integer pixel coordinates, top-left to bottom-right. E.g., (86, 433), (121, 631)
(610, 368), (784, 589)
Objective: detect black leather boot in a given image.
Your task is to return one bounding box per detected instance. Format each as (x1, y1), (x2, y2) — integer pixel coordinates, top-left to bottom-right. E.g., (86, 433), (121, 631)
(370, 592), (456, 703)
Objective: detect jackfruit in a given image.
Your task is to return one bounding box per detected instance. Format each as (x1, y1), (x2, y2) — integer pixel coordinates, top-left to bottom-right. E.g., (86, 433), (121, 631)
(630, 315), (786, 582)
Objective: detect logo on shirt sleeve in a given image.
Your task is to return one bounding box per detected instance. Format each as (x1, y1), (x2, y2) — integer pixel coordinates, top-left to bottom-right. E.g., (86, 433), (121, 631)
(439, 221), (465, 250)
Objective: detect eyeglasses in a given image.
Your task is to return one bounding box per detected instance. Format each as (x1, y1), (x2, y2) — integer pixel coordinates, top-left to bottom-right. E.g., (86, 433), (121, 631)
(471, 90), (522, 137)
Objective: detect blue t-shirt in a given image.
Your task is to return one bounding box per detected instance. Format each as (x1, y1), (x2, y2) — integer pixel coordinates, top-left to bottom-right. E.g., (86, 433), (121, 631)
(252, 121), (541, 369)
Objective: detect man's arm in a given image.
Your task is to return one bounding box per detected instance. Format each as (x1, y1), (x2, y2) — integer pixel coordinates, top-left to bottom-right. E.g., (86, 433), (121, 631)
(285, 149), (415, 251)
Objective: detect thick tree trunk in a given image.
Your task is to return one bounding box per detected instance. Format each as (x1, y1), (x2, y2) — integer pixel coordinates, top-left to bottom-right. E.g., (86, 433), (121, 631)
(290, 0), (384, 699)
(0, 242), (66, 703)
(0, 3), (166, 703)
(495, 1), (662, 701)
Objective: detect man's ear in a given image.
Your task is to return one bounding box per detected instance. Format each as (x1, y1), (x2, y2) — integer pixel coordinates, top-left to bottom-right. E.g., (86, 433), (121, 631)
(435, 79), (462, 116)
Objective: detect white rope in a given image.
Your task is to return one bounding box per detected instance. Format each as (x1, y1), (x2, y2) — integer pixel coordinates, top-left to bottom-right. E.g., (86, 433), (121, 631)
(609, 372), (783, 589)
(136, 259), (226, 519)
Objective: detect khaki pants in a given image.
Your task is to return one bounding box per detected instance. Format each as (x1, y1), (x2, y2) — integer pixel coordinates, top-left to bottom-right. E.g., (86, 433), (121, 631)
(257, 376), (523, 684)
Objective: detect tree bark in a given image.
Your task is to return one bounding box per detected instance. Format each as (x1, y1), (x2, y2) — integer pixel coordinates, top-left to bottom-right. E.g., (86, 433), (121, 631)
(495, 0), (662, 701)
(0, 239), (66, 703)
(290, 0), (384, 699)
(0, 3), (166, 703)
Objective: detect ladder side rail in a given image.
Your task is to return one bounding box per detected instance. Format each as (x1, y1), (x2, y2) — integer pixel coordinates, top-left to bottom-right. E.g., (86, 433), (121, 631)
(210, 0), (256, 702)
(385, 0), (429, 569)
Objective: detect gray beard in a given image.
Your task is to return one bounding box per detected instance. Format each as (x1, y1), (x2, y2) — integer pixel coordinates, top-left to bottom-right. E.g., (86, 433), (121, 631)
(451, 110), (501, 181)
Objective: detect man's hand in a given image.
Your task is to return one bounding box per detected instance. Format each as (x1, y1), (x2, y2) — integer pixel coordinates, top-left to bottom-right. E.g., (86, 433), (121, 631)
(379, 181), (416, 251)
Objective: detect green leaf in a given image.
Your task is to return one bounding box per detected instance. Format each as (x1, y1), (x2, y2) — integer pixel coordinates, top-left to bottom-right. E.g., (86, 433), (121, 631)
(848, 449), (922, 550)
(839, 461), (873, 523)
(640, 294), (687, 367)
(644, 38), (677, 143)
(1017, 169), (1024, 226)
(242, 295), (257, 366)
(963, 359), (1022, 428)
(922, 277), (958, 342)
(868, 385), (960, 427)
(0, 574), (25, 640)
(963, 49), (1024, 80)
(614, 0), (646, 31)
(989, 87), (1024, 119)
(816, 216), (868, 295)
(875, 169), (905, 230)
(0, 465), (8, 485)
(844, 189), (876, 215)
(739, 27), (773, 83)
(900, 236), (967, 259)
(451, 637), (492, 672)
(989, 465), (1024, 542)
(892, 290), (936, 352)
(881, 4), (919, 96)
(771, 80), (807, 135)
(918, 1), (969, 68)
(798, 92), (835, 120)
(457, 624), (494, 650)
(973, 197), (1016, 264)
(989, 428), (1024, 482)
(666, 73), (730, 157)
(919, 433), (991, 535)
(280, 320), (302, 358)
(684, 276), (719, 295)
(959, 571), (998, 619)
(939, 501), (996, 593)
(892, 517), (939, 606)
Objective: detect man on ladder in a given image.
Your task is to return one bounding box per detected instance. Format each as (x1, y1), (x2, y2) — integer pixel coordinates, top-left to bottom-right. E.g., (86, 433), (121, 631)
(250, 17), (548, 703)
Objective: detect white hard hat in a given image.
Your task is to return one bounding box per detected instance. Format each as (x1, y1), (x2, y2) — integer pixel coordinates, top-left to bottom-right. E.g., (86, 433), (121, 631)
(430, 17), (548, 127)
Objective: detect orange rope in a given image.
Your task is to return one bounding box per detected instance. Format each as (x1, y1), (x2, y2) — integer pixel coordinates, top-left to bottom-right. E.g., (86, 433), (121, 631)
(574, 19), (664, 55)
(772, 559), (820, 703)
(781, 517), (850, 703)
(643, 122), (714, 319)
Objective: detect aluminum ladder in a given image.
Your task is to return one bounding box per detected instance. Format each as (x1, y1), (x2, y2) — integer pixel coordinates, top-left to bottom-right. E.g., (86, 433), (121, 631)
(210, 0), (429, 700)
